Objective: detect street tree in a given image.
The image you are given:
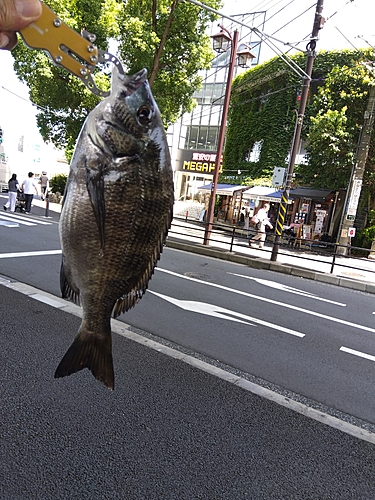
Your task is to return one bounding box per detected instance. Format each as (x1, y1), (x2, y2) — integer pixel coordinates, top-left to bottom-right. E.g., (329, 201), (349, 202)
(11, 0), (221, 160)
(226, 49), (374, 188)
(298, 64), (373, 190)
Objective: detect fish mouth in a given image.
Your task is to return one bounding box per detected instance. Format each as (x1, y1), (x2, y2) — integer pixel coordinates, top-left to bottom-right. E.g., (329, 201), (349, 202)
(115, 67), (148, 93)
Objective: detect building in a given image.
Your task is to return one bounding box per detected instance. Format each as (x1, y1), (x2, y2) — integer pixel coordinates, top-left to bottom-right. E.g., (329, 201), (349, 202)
(169, 12), (265, 203)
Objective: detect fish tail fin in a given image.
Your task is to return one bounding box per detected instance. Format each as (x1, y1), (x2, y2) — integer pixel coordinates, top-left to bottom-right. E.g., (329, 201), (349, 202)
(54, 329), (114, 390)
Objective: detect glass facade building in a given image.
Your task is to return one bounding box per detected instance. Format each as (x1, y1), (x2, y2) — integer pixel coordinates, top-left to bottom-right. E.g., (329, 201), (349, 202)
(171, 12), (265, 201)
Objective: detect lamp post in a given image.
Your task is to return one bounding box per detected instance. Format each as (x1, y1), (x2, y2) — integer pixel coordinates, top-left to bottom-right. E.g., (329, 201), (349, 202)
(203, 27), (255, 245)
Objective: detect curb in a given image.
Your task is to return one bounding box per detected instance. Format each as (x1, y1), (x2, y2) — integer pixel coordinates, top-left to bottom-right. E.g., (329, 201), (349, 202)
(166, 239), (375, 295)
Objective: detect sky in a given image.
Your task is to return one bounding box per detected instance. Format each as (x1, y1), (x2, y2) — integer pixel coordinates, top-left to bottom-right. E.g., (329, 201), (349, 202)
(0, 0), (374, 166)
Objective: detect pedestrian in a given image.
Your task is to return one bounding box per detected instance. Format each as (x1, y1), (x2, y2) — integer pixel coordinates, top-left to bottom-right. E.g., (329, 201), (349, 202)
(239, 207), (245, 225)
(39, 171), (49, 200)
(21, 171), (38, 214)
(0, 0), (42, 50)
(3, 173), (20, 212)
(249, 203), (273, 249)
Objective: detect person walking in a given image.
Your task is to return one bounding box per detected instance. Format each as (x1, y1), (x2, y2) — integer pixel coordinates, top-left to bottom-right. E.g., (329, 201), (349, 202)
(39, 171), (49, 200)
(21, 172), (38, 214)
(249, 203), (273, 249)
(3, 173), (20, 212)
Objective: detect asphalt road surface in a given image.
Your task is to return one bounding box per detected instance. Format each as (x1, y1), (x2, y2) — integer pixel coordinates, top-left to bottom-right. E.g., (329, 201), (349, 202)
(1, 201), (375, 497)
(1, 203), (375, 425)
(1, 283), (375, 499)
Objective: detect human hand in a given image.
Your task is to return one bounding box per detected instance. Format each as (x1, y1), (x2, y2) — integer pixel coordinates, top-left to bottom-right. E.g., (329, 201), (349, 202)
(0, 0), (42, 50)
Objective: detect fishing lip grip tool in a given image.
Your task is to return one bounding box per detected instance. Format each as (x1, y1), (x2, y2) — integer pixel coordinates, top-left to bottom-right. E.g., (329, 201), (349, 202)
(19, 1), (124, 97)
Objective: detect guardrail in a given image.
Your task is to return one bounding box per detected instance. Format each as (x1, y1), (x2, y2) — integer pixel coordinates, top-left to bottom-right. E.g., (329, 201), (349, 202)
(168, 216), (375, 281)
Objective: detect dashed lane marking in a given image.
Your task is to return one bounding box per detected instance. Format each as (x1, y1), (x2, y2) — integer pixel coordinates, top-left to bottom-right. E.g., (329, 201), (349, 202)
(0, 250), (62, 259)
(340, 346), (375, 363)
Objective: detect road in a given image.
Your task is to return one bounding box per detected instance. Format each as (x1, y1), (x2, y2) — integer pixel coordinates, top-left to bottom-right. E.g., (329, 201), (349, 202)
(1, 200), (375, 496)
(0, 200), (375, 425)
(2, 280), (375, 499)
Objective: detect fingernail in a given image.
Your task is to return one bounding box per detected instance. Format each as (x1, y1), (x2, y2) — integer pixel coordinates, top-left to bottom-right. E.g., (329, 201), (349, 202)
(14, 0), (42, 20)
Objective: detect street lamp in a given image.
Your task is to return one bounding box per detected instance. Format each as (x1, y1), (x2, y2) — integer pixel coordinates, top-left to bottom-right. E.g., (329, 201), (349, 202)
(203, 27), (255, 245)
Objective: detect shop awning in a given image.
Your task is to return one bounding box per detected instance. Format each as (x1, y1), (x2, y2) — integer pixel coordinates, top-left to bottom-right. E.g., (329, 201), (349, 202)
(198, 184), (250, 196)
(242, 186), (289, 203)
(291, 188), (335, 201)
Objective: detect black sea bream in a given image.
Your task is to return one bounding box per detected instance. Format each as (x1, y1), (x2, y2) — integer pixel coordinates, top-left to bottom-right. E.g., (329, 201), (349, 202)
(55, 68), (174, 389)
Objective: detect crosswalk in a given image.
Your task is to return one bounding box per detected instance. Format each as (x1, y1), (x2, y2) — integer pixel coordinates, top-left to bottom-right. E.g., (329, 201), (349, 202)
(0, 211), (55, 227)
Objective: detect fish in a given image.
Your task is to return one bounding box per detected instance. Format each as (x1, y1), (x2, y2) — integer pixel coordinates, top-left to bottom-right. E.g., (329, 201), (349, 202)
(55, 67), (174, 389)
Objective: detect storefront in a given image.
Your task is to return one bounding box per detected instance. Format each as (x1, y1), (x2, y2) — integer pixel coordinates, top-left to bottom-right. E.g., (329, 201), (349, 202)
(291, 188), (336, 238)
(242, 186), (289, 226)
(197, 183), (250, 223)
(242, 186), (337, 239)
(174, 150), (222, 201)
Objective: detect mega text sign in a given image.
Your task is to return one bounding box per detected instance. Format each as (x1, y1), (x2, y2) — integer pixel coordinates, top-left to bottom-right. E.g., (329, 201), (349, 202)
(176, 150), (223, 175)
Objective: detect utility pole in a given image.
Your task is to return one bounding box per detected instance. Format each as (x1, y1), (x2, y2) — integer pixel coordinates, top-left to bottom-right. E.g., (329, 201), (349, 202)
(336, 83), (375, 255)
(270, 0), (325, 261)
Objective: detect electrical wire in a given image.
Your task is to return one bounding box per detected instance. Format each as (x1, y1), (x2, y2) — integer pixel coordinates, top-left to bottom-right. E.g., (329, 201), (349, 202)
(0, 85), (48, 112)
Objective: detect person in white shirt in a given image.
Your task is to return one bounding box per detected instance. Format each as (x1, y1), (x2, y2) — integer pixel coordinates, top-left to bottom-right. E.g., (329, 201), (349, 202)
(249, 203), (273, 249)
(22, 172), (38, 213)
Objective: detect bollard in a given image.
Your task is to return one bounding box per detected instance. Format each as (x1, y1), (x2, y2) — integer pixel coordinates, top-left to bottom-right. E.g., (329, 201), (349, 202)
(45, 194), (50, 217)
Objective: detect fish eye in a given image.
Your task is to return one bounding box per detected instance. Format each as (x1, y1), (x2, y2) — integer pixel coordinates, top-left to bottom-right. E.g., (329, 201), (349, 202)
(137, 106), (153, 126)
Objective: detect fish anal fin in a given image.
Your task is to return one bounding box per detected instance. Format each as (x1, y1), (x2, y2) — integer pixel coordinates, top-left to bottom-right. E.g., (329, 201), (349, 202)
(60, 261), (80, 305)
(54, 330), (114, 390)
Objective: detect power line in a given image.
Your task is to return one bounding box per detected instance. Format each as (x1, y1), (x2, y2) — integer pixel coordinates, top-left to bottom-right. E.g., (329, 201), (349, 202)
(0, 85), (48, 112)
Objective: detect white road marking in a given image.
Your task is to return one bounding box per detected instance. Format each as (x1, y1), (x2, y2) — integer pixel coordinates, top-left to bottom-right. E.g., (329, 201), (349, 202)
(30, 293), (66, 308)
(0, 214), (36, 226)
(157, 268), (375, 334)
(0, 250), (61, 259)
(228, 273), (346, 306)
(149, 291), (305, 337)
(340, 346), (375, 362)
(0, 212), (53, 225)
(0, 220), (19, 227)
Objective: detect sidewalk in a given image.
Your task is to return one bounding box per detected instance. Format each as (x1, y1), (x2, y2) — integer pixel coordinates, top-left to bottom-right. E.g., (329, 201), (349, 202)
(34, 198), (375, 295)
(167, 218), (375, 295)
(32, 196), (62, 213)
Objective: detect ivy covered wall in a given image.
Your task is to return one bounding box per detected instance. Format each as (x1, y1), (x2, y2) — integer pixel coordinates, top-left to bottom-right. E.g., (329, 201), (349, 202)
(224, 48), (374, 188)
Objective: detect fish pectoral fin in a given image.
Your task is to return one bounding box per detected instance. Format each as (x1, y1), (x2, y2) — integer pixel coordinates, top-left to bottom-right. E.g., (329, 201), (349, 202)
(85, 161), (105, 249)
(54, 329), (114, 390)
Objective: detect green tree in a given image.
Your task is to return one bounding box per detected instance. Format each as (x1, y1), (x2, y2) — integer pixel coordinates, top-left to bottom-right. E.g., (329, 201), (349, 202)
(297, 64), (372, 190)
(225, 49), (374, 187)
(117, 0), (219, 126)
(12, 0), (221, 160)
(299, 107), (355, 188)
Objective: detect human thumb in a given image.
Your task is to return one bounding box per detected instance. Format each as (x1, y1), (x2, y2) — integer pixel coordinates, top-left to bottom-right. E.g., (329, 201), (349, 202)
(14, 0), (42, 22)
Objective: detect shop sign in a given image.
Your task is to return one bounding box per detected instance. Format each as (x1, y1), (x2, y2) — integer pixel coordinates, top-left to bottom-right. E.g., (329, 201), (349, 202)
(176, 150), (223, 174)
